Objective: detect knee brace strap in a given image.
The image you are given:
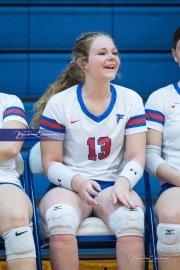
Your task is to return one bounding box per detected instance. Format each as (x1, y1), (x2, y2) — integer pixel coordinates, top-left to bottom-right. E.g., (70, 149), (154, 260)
(157, 223), (180, 257)
(45, 204), (80, 236)
(108, 206), (144, 238)
(3, 226), (36, 261)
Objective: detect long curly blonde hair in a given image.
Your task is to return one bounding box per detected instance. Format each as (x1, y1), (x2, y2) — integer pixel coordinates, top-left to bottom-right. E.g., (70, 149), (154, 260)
(31, 32), (113, 127)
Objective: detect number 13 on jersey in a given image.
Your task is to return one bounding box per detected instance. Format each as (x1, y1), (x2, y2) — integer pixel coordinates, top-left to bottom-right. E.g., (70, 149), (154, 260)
(87, 137), (111, 161)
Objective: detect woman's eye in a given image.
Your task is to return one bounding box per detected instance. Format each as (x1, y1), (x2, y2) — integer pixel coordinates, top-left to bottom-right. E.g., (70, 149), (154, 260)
(113, 51), (118, 55)
(98, 52), (105, 55)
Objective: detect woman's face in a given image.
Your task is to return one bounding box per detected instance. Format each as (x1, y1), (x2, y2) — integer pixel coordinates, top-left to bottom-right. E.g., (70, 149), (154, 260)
(172, 39), (180, 66)
(85, 35), (120, 81)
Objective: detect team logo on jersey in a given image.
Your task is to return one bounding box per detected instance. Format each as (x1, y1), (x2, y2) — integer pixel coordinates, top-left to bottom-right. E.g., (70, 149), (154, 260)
(116, 114), (124, 124)
(70, 120), (80, 124)
(172, 103), (179, 108)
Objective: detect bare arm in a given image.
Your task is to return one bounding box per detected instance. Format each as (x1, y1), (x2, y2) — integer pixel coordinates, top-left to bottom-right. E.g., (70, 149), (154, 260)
(0, 120), (27, 163)
(40, 140), (63, 175)
(125, 132), (146, 167)
(147, 128), (180, 186)
(111, 132), (146, 208)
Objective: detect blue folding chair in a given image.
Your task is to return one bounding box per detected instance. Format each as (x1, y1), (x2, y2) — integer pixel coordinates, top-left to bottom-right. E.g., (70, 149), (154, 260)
(144, 171), (158, 270)
(26, 142), (158, 270)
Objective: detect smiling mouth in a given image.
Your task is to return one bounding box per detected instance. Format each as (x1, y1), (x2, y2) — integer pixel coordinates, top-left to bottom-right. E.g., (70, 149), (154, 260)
(104, 66), (115, 69)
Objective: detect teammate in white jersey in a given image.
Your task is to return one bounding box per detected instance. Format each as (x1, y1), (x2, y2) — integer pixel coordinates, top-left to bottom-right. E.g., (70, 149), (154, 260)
(145, 26), (180, 270)
(32, 32), (147, 270)
(0, 93), (36, 270)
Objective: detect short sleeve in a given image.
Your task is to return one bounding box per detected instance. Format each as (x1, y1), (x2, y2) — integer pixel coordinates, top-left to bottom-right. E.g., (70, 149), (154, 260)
(125, 93), (147, 135)
(3, 95), (28, 127)
(40, 95), (66, 141)
(145, 91), (165, 133)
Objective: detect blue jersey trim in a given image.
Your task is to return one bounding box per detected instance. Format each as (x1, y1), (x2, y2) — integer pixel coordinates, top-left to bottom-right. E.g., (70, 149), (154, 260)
(77, 84), (116, 123)
(145, 109), (165, 125)
(3, 112), (26, 120)
(40, 123), (65, 133)
(126, 122), (146, 129)
(40, 115), (65, 133)
(145, 118), (164, 125)
(173, 83), (180, 95)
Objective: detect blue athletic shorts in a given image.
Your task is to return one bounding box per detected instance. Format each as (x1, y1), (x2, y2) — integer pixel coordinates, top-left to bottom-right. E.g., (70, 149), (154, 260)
(45, 180), (114, 197)
(0, 182), (24, 191)
(158, 183), (175, 198)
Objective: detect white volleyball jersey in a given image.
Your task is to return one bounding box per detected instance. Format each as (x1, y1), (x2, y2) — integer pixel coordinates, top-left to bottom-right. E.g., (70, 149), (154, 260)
(145, 83), (180, 185)
(40, 84), (147, 182)
(0, 93), (27, 185)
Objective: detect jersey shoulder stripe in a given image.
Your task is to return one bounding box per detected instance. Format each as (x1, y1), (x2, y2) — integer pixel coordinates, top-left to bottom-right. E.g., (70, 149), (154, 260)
(3, 106), (26, 120)
(145, 109), (165, 125)
(40, 115), (65, 133)
(126, 114), (146, 129)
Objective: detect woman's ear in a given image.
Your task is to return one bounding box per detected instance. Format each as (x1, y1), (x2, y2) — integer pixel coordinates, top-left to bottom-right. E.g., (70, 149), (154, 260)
(77, 58), (87, 71)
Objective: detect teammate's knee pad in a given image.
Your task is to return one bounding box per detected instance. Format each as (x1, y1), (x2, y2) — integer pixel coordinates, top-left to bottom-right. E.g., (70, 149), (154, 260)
(45, 204), (80, 236)
(3, 226), (36, 261)
(157, 223), (180, 257)
(108, 206), (144, 238)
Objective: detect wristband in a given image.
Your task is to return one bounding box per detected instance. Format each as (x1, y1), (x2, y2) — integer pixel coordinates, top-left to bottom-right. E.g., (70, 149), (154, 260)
(47, 162), (77, 190)
(118, 161), (143, 189)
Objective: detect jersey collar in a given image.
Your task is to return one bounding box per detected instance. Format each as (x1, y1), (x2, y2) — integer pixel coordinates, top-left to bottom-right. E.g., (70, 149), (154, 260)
(77, 84), (116, 123)
(173, 83), (180, 95)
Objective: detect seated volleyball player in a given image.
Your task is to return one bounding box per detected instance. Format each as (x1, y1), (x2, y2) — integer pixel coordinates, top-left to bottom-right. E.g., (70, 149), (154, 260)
(32, 31), (147, 270)
(0, 93), (37, 270)
(145, 26), (180, 270)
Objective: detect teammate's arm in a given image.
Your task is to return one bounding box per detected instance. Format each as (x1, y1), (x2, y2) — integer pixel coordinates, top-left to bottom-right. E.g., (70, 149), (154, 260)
(0, 120), (27, 163)
(147, 128), (180, 186)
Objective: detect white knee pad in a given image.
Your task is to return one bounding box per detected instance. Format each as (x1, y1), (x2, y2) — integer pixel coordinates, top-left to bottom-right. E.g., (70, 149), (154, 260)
(157, 223), (180, 257)
(3, 226), (36, 261)
(108, 206), (144, 238)
(45, 204), (80, 236)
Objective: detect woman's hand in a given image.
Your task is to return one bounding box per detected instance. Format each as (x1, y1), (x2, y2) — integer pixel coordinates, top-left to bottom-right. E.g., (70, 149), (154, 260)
(72, 175), (101, 206)
(110, 176), (139, 208)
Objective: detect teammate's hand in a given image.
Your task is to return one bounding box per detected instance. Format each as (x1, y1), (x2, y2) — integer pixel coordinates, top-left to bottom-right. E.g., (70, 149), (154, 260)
(72, 175), (101, 206)
(110, 176), (139, 208)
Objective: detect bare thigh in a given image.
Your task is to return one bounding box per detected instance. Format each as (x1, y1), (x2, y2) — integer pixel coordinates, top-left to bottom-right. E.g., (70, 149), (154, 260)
(93, 186), (144, 225)
(39, 187), (92, 222)
(155, 187), (180, 223)
(0, 184), (33, 235)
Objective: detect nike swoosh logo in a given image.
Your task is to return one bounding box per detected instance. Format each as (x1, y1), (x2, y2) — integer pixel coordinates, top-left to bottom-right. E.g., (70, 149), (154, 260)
(70, 120), (80, 124)
(15, 231), (28, 236)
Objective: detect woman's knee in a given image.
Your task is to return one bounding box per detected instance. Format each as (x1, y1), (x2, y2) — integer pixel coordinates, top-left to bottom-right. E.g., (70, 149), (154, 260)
(156, 188), (180, 223)
(161, 212), (180, 224)
(3, 209), (30, 230)
(157, 206), (180, 224)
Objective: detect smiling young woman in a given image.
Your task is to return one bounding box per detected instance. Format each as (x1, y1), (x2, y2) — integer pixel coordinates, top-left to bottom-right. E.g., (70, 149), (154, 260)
(32, 32), (147, 270)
